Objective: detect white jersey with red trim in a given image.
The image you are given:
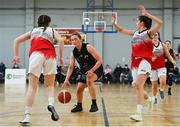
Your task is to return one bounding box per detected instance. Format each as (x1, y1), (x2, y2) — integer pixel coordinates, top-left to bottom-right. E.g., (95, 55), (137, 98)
(151, 42), (165, 70)
(131, 30), (153, 69)
(31, 27), (54, 44)
(29, 27), (56, 58)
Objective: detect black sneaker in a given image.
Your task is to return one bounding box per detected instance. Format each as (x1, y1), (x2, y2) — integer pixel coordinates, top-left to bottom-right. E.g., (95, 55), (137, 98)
(154, 98), (158, 104)
(159, 89), (165, 100)
(71, 105), (83, 113)
(89, 104), (98, 112)
(168, 88), (172, 95)
(47, 105), (59, 121)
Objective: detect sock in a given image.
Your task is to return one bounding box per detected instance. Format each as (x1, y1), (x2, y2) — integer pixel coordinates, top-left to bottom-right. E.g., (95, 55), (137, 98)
(48, 97), (55, 106)
(151, 96), (155, 102)
(137, 104), (143, 114)
(77, 102), (82, 107)
(147, 96), (151, 102)
(92, 99), (97, 105)
(25, 106), (32, 115)
(159, 88), (164, 91)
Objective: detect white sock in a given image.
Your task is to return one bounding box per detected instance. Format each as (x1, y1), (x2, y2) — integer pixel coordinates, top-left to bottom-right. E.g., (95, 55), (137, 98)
(137, 104), (143, 114)
(147, 96), (151, 102)
(48, 97), (55, 106)
(160, 88), (164, 91)
(25, 106), (32, 115)
(151, 96), (155, 102)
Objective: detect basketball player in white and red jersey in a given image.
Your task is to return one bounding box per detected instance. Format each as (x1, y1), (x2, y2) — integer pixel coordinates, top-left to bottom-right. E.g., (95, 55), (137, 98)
(146, 32), (176, 104)
(13, 15), (65, 126)
(112, 5), (162, 121)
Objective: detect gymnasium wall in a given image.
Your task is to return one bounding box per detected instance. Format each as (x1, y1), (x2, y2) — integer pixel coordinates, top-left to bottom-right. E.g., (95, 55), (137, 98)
(0, 0), (180, 69)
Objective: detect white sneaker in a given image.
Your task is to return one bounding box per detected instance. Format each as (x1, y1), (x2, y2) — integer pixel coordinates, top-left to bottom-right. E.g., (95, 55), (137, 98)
(19, 114), (30, 126)
(129, 113), (142, 122)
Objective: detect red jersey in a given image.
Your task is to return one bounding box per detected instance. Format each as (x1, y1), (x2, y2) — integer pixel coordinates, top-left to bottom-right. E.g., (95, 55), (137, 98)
(151, 42), (165, 70)
(131, 30), (153, 69)
(29, 27), (56, 58)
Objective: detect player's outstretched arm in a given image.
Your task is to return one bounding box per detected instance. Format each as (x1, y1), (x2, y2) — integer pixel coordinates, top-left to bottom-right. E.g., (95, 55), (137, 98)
(111, 14), (134, 36)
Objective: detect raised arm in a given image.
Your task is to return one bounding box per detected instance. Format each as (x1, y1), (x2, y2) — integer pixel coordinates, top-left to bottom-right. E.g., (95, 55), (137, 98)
(111, 15), (134, 36)
(61, 53), (75, 88)
(13, 32), (31, 64)
(54, 30), (65, 68)
(139, 5), (163, 37)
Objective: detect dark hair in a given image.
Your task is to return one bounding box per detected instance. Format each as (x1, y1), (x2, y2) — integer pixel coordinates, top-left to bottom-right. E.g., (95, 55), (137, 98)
(38, 15), (51, 32)
(71, 32), (82, 40)
(165, 40), (172, 44)
(138, 15), (152, 30)
(157, 32), (161, 42)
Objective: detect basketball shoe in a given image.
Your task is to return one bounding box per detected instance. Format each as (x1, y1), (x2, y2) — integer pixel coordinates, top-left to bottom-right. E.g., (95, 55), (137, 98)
(19, 114), (30, 126)
(168, 87), (172, 95)
(71, 104), (83, 113)
(89, 104), (98, 112)
(129, 112), (142, 122)
(154, 98), (158, 104)
(47, 105), (59, 121)
(159, 89), (165, 100)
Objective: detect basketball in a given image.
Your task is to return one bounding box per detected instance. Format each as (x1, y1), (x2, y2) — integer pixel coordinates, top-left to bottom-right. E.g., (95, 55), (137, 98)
(57, 90), (71, 104)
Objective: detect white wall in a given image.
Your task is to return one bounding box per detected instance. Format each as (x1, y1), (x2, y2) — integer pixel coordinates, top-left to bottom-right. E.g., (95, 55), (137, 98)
(0, 9), (25, 68)
(0, 0), (180, 69)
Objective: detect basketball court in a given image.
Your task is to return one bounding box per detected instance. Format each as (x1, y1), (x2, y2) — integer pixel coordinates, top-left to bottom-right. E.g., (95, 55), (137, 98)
(1, 0), (180, 126)
(0, 83), (179, 126)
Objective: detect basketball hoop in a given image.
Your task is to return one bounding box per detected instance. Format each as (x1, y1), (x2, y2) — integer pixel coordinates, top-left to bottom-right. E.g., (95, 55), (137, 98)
(94, 21), (106, 32)
(82, 11), (117, 33)
(96, 27), (104, 32)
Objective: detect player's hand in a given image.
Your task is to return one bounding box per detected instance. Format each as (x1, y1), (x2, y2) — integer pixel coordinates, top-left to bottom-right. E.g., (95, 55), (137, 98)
(111, 14), (116, 24)
(139, 5), (148, 16)
(172, 60), (177, 67)
(12, 56), (20, 64)
(86, 70), (94, 78)
(61, 80), (69, 89)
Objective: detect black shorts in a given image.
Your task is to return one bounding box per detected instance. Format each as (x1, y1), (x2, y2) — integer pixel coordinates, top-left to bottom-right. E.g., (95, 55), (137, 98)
(78, 65), (103, 84)
(167, 67), (174, 75)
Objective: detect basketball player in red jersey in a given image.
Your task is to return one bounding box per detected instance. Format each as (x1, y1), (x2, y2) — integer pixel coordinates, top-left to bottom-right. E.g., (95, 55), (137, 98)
(147, 32), (176, 104)
(13, 15), (65, 126)
(112, 5), (162, 121)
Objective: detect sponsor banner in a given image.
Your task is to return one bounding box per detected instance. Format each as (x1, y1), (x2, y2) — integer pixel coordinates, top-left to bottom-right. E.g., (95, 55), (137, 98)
(5, 69), (26, 85)
(54, 28), (86, 46)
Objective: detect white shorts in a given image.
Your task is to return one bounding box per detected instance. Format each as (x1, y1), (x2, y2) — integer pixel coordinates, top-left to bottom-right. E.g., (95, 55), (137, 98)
(131, 59), (151, 84)
(150, 67), (167, 81)
(28, 52), (57, 78)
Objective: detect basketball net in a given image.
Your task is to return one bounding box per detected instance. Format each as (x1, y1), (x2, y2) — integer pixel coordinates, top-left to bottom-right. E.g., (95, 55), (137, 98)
(96, 27), (104, 32)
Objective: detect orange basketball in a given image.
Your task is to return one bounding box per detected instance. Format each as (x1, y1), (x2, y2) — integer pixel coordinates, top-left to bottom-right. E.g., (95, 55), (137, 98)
(57, 90), (71, 104)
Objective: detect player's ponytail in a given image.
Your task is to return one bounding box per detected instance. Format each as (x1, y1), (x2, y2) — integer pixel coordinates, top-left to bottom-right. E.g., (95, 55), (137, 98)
(37, 15), (51, 32)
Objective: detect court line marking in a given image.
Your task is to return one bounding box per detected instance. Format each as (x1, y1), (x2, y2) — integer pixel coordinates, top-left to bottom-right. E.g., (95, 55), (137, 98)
(99, 85), (109, 127)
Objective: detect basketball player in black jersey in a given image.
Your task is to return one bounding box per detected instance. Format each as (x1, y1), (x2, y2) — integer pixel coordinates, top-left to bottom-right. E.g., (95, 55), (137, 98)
(164, 40), (177, 95)
(62, 32), (103, 112)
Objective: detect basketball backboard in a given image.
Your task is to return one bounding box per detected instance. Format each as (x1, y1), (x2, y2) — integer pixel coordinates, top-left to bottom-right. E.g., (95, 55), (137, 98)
(82, 11), (117, 33)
